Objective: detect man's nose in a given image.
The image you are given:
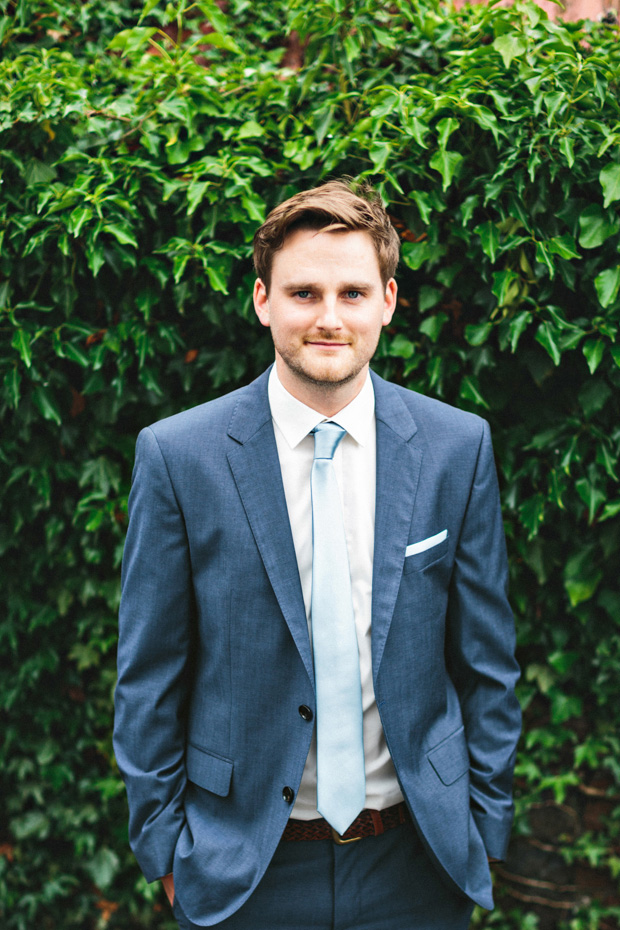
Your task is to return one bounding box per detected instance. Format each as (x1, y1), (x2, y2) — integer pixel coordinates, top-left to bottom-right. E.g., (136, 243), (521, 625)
(315, 297), (342, 329)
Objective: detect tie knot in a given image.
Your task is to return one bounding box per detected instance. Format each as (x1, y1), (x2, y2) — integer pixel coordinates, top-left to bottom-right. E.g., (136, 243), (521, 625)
(312, 421), (346, 460)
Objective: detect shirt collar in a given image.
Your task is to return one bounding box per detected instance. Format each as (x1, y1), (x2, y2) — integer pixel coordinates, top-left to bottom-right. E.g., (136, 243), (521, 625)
(268, 365), (375, 450)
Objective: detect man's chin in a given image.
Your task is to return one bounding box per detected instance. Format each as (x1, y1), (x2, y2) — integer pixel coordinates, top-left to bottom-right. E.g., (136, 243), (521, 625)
(285, 361), (362, 389)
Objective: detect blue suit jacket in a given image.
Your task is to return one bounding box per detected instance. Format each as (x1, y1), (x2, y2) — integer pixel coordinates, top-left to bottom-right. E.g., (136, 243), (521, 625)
(113, 367), (521, 926)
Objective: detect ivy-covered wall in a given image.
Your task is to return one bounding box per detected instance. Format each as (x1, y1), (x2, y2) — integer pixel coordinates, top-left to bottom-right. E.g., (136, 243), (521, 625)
(1, 1), (619, 927)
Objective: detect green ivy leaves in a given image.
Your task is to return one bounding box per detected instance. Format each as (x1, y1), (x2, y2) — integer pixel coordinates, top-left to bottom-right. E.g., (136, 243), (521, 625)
(600, 162), (620, 209)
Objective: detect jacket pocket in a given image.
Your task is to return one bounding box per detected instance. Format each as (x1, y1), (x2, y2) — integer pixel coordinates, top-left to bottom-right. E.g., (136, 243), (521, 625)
(427, 726), (469, 786)
(403, 536), (449, 574)
(185, 743), (233, 797)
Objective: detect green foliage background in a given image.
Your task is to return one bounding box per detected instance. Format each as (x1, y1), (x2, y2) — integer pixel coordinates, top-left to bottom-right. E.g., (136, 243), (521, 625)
(1, 0), (619, 927)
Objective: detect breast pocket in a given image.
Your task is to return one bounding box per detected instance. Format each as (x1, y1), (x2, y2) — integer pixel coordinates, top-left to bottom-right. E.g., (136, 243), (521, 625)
(403, 532), (449, 574)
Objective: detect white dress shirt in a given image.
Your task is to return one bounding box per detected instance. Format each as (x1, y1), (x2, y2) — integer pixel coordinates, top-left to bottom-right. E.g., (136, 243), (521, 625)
(268, 366), (404, 818)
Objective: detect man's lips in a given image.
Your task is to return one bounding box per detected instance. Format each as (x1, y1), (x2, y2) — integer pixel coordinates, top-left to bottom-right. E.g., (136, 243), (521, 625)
(306, 340), (350, 347)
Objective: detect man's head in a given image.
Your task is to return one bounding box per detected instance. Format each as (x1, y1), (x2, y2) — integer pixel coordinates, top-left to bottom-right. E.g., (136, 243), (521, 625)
(253, 179), (400, 293)
(253, 179), (400, 415)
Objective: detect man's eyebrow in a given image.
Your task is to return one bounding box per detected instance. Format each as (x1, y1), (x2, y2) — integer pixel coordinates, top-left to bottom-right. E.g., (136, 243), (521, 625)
(280, 281), (376, 291)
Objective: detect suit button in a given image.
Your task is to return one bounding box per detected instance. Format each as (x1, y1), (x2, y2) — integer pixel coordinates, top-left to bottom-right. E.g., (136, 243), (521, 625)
(298, 705), (313, 722)
(282, 786), (294, 804)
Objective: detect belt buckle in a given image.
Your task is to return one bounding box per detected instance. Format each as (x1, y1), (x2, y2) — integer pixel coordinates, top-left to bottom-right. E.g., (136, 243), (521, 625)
(331, 826), (362, 845)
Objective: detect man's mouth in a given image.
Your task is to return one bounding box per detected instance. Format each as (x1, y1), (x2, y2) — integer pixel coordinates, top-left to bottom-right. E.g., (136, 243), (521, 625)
(306, 340), (350, 347)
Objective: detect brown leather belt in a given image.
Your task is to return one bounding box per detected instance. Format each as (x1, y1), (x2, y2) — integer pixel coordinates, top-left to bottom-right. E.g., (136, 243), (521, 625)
(282, 801), (408, 844)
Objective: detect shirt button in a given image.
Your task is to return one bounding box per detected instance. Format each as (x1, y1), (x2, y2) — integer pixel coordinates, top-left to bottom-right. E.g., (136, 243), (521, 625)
(298, 705), (313, 722)
(282, 786), (294, 804)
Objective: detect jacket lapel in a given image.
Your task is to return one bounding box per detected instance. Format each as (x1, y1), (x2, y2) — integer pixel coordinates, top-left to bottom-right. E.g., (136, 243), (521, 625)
(226, 369), (314, 686)
(370, 372), (422, 680)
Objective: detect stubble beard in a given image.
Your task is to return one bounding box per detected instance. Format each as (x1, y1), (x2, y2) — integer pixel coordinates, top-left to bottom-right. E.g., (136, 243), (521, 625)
(275, 336), (379, 391)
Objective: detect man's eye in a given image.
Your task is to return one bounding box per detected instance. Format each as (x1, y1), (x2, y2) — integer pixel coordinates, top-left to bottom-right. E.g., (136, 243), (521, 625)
(296, 290), (311, 299)
(346, 290), (361, 299)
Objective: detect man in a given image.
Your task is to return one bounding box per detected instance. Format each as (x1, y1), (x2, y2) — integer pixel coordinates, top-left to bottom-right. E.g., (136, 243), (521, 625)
(114, 179), (521, 930)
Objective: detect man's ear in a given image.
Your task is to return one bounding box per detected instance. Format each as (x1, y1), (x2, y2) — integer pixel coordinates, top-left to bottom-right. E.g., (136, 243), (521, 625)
(253, 279), (270, 327)
(382, 278), (398, 326)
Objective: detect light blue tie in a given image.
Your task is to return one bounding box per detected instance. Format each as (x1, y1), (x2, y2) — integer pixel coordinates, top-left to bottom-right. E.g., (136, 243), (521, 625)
(311, 421), (365, 835)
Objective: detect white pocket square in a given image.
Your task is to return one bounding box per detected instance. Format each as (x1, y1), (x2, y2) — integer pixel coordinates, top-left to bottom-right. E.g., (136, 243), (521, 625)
(405, 529), (448, 558)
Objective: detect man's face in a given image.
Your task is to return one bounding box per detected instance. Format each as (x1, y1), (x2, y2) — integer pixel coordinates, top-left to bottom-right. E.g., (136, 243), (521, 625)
(253, 227), (397, 406)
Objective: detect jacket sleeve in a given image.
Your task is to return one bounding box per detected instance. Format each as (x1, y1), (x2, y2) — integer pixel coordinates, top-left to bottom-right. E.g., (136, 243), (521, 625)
(113, 426), (194, 882)
(445, 419), (522, 861)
